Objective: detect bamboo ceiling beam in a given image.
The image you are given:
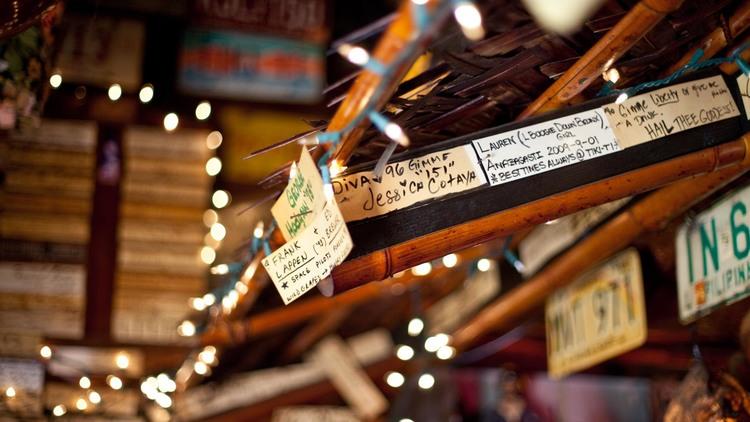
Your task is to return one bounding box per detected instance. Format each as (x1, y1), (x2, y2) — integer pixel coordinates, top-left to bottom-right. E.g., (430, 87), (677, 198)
(664, 0), (750, 76)
(278, 307), (353, 364)
(451, 134), (750, 351)
(200, 243), (493, 346)
(329, 136), (749, 295)
(517, 0), (684, 119)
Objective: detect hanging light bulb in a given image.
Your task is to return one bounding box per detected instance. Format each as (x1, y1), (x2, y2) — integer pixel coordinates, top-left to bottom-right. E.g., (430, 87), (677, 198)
(407, 318), (424, 336)
(337, 44), (370, 65)
(163, 113), (179, 131)
(139, 84), (154, 103)
(40, 345), (52, 359)
(200, 246), (216, 265)
(115, 352), (130, 370)
(396, 345), (415, 361)
(206, 131), (223, 149)
(253, 221), (265, 239)
(108, 84), (122, 101)
(418, 373), (435, 389)
(437, 345), (456, 360)
(369, 111), (409, 147)
(210, 222), (226, 241)
(190, 297), (206, 311)
(88, 391), (101, 404)
(52, 404), (67, 417)
(412, 262), (432, 276)
(442, 253), (458, 268)
(5, 387), (16, 398)
(106, 375), (123, 390)
(178, 320), (196, 337)
(385, 371), (405, 388)
(329, 160), (347, 177)
(212, 190), (230, 208)
(195, 101), (212, 120)
(210, 264), (229, 275)
(76, 397), (88, 411)
(453, 1), (485, 40)
(477, 258), (492, 272)
(205, 157), (222, 176)
(79, 376), (91, 389)
(603, 67), (620, 83)
(49, 73), (62, 88)
(203, 293), (216, 306)
(194, 361), (209, 375)
(615, 92), (629, 104)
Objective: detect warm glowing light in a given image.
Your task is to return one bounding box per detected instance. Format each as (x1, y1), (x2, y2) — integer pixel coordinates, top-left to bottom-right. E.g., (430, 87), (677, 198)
(418, 373), (435, 390)
(79, 376), (91, 389)
(210, 222), (226, 241)
(178, 320), (196, 337)
(49, 73), (62, 88)
(107, 375), (123, 390)
(115, 352), (130, 370)
(156, 392), (173, 408)
(384, 122), (409, 147)
(442, 253), (458, 268)
(615, 92), (629, 104)
(253, 221), (265, 238)
(195, 101), (212, 120)
(212, 190), (230, 208)
(202, 293), (216, 306)
(407, 318), (424, 336)
(139, 84), (154, 103)
(157, 374), (176, 393)
(5, 387), (15, 398)
(163, 113), (179, 131)
(411, 0), (428, 4)
(205, 157), (222, 176)
(454, 2), (484, 40)
(425, 333), (450, 352)
(76, 397), (88, 411)
(190, 297), (206, 311)
(396, 345), (415, 361)
(437, 345), (456, 360)
(206, 131), (223, 149)
(88, 391), (101, 404)
(200, 246), (216, 265)
(211, 264), (229, 275)
(604, 68), (620, 83)
(477, 258), (492, 272)
(40, 345), (52, 359)
(337, 44), (370, 65)
(194, 361), (209, 375)
(400, 419), (415, 422)
(329, 160), (347, 177)
(202, 209), (218, 227)
(235, 281), (248, 294)
(199, 347), (217, 366)
(412, 262), (432, 276)
(385, 371), (405, 388)
(53, 404), (67, 416)
(108, 84), (122, 101)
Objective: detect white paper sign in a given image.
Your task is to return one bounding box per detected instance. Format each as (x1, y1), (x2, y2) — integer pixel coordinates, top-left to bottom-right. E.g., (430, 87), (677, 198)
(334, 145), (486, 221)
(603, 75), (740, 148)
(472, 108), (619, 186)
(676, 183), (750, 323)
(262, 200), (353, 304)
(737, 73), (750, 119)
(273, 148), (326, 241)
(308, 336), (387, 420)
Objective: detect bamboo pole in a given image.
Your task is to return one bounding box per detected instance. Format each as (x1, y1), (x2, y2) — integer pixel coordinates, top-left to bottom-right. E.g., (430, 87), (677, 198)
(200, 243), (492, 346)
(451, 133), (750, 351)
(664, 0), (750, 76)
(517, 0), (684, 119)
(329, 137), (749, 294)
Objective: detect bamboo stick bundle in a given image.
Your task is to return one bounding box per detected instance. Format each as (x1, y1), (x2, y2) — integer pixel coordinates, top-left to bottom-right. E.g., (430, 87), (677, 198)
(451, 133), (750, 351)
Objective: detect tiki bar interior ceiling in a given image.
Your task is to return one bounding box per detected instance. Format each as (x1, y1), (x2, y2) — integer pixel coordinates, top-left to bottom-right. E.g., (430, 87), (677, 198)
(4, 0), (750, 420)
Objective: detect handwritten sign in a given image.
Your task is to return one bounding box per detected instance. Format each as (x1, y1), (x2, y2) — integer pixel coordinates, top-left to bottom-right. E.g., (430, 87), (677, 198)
(603, 75), (739, 148)
(333, 145), (485, 221)
(307, 336), (387, 420)
(273, 148), (326, 241)
(737, 73), (750, 120)
(676, 183), (750, 323)
(546, 249), (646, 378)
(519, 198), (630, 276)
(263, 200), (353, 304)
(472, 108), (619, 186)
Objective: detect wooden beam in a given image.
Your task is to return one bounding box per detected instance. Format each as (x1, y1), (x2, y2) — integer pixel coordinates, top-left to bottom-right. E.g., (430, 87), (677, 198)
(451, 134), (750, 351)
(517, 0), (685, 118)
